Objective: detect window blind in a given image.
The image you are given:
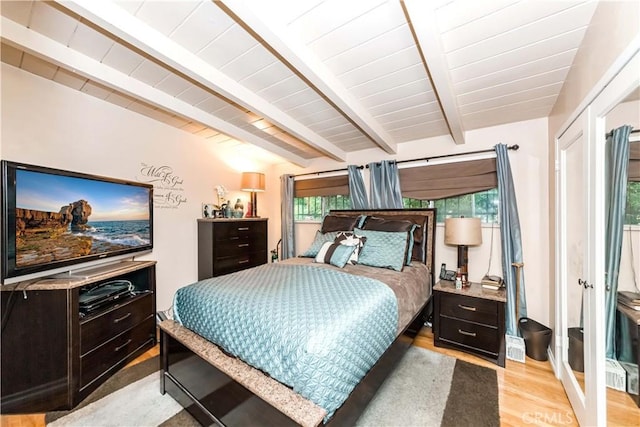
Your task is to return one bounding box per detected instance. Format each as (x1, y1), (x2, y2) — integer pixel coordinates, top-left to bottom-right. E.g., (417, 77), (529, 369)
(294, 175), (349, 197)
(399, 158), (497, 200)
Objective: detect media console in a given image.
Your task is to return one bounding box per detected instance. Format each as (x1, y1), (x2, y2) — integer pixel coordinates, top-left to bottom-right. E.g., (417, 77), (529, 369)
(0, 260), (156, 413)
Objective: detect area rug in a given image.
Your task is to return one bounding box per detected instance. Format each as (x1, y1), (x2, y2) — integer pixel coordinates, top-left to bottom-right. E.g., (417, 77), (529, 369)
(46, 346), (499, 427)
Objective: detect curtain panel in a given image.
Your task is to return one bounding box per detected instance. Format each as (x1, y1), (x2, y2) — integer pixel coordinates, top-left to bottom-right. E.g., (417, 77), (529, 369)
(399, 158), (497, 200)
(294, 175), (349, 197)
(604, 125), (632, 358)
(495, 144), (527, 337)
(280, 174), (295, 260)
(369, 160), (403, 209)
(348, 165), (368, 209)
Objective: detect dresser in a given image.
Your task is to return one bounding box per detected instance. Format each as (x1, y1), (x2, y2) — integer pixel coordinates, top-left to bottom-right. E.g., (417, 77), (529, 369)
(198, 218), (268, 279)
(433, 280), (506, 367)
(0, 261), (156, 413)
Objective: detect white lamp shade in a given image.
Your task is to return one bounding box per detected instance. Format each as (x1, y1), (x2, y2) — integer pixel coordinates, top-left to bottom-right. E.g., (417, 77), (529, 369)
(444, 217), (482, 246)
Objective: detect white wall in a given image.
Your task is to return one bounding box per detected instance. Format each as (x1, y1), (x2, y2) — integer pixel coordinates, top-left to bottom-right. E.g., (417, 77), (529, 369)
(1, 64), (272, 310)
(273, 117), (551, 326)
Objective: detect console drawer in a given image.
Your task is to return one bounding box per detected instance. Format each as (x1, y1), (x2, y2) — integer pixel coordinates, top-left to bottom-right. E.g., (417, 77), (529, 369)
(439, 293), (499, 327)
(80, 295), (153, 354)
(80, 316), (155, 389)
(439, 317), (500, 355)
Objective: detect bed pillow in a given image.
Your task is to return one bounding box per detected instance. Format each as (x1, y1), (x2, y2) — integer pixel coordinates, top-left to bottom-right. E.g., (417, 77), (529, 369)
(361, 217), (419, 265)
(314, 241), (358, 268)
(334, 231), (367, 264)
(300, 231), (340, 257)
(320, 214), (362, 233)
(353, 227), (409, 272)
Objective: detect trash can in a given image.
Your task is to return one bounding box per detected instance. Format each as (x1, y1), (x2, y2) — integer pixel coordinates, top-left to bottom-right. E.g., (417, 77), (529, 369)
(568, 327), (584, 373)
(519, 317), (552, 361)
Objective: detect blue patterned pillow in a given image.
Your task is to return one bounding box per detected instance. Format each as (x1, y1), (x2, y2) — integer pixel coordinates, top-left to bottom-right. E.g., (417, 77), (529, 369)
(334, 231), (367, 264)
(300, 231), (340, 257)
(354, 227), (409, 272)
(314, 241), (357, 268)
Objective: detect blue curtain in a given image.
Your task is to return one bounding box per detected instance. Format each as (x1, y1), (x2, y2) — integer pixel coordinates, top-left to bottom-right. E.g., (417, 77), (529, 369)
(368, 160), (403, 209)
(280, 174), (295, 260)
(605, 125), (632, 359)
(348, 165), (368, 209)
(495, 144), (527, 336)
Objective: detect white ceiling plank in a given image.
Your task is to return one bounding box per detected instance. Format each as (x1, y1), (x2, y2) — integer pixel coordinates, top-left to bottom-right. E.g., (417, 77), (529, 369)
(0, 16), (310, 167)
(56, 0), (346, 162)
(218, 0), (397, 154)
(403, 0), (465, 145)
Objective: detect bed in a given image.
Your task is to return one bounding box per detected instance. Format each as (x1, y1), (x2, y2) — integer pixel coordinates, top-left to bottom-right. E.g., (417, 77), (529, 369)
(159, 209), (436, 426)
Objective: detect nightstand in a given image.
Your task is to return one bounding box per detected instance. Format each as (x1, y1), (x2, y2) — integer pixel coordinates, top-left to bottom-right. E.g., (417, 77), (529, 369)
(433, 280), (506, 367)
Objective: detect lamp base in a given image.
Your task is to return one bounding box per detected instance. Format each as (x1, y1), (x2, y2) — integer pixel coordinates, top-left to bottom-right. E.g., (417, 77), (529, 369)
(457, 245), (469, 283)
(245, 192), (258, 218)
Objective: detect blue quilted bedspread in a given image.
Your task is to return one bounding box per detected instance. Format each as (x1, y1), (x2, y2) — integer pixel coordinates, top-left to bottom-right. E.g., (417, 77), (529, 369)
(173, 263), (398, 420)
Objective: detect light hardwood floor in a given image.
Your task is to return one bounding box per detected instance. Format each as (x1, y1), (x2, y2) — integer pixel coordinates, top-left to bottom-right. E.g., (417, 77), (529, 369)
(1, 327), (639, 427)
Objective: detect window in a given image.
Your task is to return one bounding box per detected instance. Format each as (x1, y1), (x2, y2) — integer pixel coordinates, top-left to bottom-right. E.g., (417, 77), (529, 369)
(403, 188), (499, 223)
(294, 195), (351, 221)
(626, 181), (640, 225)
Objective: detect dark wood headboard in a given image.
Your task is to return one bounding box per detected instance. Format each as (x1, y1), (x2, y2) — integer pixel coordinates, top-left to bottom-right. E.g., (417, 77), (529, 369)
(329, 209), (436, 283)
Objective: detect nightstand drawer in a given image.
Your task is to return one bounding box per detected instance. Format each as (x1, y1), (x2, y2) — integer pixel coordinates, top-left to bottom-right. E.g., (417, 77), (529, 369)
(439, 317), (501, 355)
(440, 293), (499, 327)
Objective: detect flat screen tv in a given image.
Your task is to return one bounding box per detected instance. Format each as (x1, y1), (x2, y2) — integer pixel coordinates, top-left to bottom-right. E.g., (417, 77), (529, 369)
(1, 161), (153, 283)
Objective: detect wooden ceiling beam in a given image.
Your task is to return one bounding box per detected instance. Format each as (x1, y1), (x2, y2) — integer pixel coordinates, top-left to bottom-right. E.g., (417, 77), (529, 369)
(218, 0), (398, 155)
(1, 16), (311, 167)
(54, 0), (347, 162)
(402, 0), (466, 145)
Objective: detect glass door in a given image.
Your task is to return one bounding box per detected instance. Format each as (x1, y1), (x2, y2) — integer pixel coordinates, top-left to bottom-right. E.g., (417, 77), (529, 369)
(556, 110), (605, 426)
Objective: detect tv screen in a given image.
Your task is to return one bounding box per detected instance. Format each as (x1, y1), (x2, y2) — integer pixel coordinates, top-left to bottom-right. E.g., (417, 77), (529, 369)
(1, 161), (153, 283)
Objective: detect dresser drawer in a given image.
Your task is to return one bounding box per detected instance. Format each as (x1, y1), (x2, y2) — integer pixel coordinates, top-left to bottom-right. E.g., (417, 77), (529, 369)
(439, 317), (501, 355)
(439, 292), (500, 327)
(80, 316), (155, 389)
(213, 251), (267, 276)
(80, 295), (153, 354)
(215, 238), (267, 257)
(214, 221), (266, 241)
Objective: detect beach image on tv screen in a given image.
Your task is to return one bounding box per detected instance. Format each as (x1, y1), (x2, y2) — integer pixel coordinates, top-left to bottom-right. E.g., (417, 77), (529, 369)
(14, 169), (151, 268)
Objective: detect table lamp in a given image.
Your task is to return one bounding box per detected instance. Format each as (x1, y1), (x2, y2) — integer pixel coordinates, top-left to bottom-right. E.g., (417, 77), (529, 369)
(444, 217), (482, 277)
(240, 172), (265, 217)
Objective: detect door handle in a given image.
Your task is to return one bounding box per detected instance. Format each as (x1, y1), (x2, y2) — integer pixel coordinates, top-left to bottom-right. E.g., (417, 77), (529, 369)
(577, 278), (593, 289)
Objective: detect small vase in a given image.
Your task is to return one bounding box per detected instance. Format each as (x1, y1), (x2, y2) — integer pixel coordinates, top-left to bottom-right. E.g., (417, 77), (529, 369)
(234, 198), (244, 212)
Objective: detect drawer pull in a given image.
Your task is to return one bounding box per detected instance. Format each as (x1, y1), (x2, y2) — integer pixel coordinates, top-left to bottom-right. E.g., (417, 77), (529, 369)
(114, 339), (132, 352)
(237, 243), (249, 248)
(458, 304), (477, 312)
(458, 329), (477, 337)
(238, 227), (249, 231)
(238, 259), (250, 264)
(113, 313), (132, 323)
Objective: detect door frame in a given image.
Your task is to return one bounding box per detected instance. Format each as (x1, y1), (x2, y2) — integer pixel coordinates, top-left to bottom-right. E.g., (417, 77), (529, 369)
(554, 42), (639, 426)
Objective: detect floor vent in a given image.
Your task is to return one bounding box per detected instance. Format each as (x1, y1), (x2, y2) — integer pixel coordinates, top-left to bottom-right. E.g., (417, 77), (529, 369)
(506, 335), (526, 363)
(606, 359), (627, 392)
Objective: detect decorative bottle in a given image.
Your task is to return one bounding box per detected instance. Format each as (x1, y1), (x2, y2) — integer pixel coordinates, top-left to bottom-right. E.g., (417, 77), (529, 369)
(455, 268), (463, 289)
